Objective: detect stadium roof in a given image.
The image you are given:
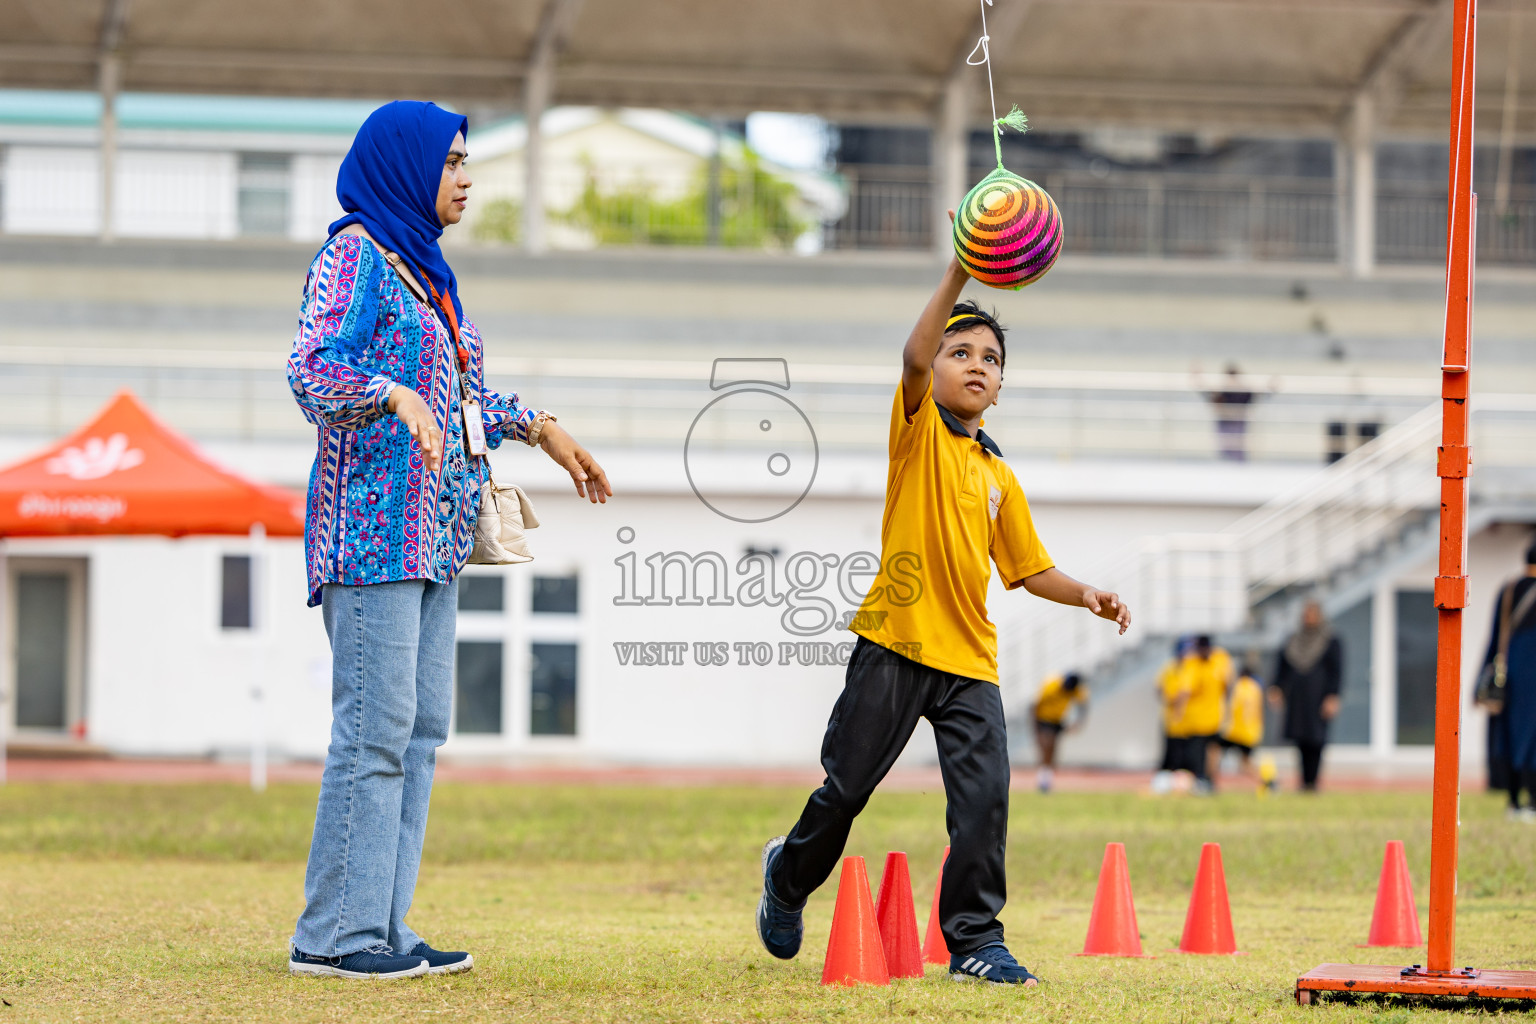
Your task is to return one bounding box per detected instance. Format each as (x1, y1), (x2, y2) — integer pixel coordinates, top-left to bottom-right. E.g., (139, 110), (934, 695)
(3, 0), (1534, 139)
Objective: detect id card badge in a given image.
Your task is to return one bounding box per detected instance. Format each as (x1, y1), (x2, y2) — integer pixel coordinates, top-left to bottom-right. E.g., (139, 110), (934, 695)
(461, 400), (489, 455)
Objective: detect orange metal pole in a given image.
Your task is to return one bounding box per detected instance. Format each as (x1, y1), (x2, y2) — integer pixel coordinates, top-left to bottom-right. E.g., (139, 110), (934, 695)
(1426, 0), (1476, 976)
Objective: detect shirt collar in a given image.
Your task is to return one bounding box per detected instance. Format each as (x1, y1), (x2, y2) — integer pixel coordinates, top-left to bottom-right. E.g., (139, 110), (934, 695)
(934, 400), (1004, 457)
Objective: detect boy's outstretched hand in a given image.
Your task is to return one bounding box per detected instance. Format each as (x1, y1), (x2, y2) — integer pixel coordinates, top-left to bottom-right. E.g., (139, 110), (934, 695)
(1083, 588), (1131, 635)
(1022, 567), (1132, 635)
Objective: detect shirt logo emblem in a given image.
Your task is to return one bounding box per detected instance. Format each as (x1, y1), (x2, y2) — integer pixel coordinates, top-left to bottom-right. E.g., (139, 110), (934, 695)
(46, 433), (145, 480)
(988, 486), (1002, 521)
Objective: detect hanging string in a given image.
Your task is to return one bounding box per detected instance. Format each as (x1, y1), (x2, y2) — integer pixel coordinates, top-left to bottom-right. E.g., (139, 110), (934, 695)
(966, 0), (1000, 130)
(965, 0), (1029, 170)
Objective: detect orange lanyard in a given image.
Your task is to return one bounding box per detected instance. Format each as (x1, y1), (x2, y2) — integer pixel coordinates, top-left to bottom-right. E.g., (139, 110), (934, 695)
(424, 276), (471, 375)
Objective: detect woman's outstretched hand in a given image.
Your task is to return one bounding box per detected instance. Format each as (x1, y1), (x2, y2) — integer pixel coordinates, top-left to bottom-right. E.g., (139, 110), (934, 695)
(539, 421), (613, 503)
(388, 386), (442, 473)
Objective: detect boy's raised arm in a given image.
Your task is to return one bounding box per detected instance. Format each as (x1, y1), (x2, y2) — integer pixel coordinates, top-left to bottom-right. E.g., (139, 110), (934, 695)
(901, 244), (969, 419)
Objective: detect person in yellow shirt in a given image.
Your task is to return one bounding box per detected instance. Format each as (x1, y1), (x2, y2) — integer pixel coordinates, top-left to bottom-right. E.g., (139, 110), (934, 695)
(757, 251), (1132, 987)
(1153, 637), (1194, 793)
(1033, 673), (1089, 793)
(1180, 635), (1233, 793)
(1219, 660), (1266, 788)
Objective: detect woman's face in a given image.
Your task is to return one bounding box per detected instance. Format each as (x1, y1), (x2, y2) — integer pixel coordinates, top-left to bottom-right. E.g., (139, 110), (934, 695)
(436, 131), (471, 227)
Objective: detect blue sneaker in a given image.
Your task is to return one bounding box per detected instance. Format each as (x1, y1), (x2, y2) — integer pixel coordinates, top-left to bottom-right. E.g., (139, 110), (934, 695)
(949, 944), (1041, 985)
(289, 945), (428, 979)
(408, 941), (473, 975)
(756, 836), (804, 960)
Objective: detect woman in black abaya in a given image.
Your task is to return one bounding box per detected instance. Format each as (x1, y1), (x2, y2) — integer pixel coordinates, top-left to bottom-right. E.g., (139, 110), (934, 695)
(1269, 600), (1342, 792)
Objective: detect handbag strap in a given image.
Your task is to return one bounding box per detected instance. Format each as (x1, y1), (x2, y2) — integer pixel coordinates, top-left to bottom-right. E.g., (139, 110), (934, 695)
(1497, 580), (1519, 675)
(1505, 581), (1536, 667)
(1496, 583), (1514, 672)
(371, 239), (498, 482)
(372, 243), (471, 375)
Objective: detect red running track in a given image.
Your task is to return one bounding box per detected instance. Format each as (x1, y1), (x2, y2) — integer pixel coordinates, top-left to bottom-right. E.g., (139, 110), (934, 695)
(0, 756), (1450, 791)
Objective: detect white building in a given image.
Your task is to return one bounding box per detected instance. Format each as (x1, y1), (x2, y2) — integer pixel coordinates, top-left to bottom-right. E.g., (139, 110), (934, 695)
(8, 429), (1531, 774)
(0, 91), (367, 241)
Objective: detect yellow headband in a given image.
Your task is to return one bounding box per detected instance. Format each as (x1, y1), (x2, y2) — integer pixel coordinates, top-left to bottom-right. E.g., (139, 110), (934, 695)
(945, 313), (980, 331)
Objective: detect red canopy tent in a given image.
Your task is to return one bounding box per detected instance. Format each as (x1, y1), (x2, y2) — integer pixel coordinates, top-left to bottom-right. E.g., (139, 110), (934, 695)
(0, 390), (302, 538)
(0, 390), (302, 788)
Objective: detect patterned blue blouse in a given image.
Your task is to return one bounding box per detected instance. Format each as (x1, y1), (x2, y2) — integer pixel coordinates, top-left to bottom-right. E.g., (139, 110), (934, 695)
(288, 233), (541, 606)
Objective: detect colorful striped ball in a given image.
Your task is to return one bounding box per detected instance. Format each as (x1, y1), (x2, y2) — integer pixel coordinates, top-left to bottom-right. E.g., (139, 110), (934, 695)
(953, 168), (1063, 289)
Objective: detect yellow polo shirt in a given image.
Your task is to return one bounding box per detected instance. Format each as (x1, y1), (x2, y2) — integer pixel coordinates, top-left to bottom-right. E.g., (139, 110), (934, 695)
(1223, 674), (1264, 748)
(1177, 649), (1233, 737)
(1160, 659), (1193, 737)
(1035, 675), (1089, 725)
(849, 373), (1054, 683)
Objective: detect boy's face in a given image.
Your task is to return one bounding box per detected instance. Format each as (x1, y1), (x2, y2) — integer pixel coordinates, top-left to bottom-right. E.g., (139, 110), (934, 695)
(931, 325), (1003, 421)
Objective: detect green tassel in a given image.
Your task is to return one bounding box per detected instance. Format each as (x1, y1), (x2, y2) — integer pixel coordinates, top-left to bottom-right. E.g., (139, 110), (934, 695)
(990, 105), (1030, 168)
(994, 105), (1030, 135)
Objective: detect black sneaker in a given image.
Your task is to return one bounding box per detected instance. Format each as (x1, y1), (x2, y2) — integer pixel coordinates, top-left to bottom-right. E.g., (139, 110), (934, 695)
(289, 945), (429, 979)
(756, 836), (804, 960)
(949, 944), (1041, 985)
(408, 941), (473, 975)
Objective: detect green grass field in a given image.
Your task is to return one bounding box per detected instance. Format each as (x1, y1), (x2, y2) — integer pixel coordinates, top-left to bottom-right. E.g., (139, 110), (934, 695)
(2, 782), (1534, 1022)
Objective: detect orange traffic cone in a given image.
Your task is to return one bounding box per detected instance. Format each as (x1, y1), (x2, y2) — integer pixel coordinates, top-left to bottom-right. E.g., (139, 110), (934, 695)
(1362, 840), (1423, 947)
(875, 852), (924, 978)
(1078, 842), (1151, 957)
(822, 856), (890, 986)
(1176, 843), (1241, 954)
(921, 846), (950, 965)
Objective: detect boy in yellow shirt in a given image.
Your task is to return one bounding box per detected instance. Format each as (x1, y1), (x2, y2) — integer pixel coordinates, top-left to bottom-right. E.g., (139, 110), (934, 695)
(1219, 660), (1266, 788)
(1032, 672), (1089, 793)
(757, 250), (1132, 986)
(1153, 637), (1194, 794)
(1181, 635), (1233, 793)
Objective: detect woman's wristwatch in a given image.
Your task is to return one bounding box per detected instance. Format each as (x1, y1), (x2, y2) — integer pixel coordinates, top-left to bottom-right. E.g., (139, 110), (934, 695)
(526, 410), (557, 447)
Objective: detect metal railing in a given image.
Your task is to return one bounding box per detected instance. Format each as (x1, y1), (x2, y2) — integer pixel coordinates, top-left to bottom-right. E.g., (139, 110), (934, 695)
(831, 166), (1536, 266)
(995, 396), (1536, 712)
(467, 160), (822, 250)
(0, 151), (833, 250)
(1227, 403), (1442, 605)
(7, 151), (1534, 264)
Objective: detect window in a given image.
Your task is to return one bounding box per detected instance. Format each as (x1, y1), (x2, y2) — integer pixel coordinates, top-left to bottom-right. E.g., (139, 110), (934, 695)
(221, 555), (252, 629)
(1396, 590), (1438, 745)
(530, 642), (577, 735)
(458, 575), (504, 612)
(532, 575), (579, 614)
(237, 152), (291, 237)
(455, 641), (503, 734)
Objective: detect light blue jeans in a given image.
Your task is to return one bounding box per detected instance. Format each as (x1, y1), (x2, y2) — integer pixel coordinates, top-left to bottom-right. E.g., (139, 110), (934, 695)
(292, 578), (457, 956)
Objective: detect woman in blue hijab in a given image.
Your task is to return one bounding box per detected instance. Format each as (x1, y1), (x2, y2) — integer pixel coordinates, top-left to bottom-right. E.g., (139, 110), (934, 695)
(286, 101), (611, 979)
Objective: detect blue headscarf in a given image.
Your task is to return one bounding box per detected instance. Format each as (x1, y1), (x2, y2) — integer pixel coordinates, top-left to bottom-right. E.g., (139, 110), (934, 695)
(329, 101), (469, 323)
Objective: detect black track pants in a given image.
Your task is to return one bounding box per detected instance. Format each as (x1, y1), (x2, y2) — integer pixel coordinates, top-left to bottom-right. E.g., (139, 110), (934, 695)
(1298, 741), (1325, 790)
(769, 636), (1010, 955)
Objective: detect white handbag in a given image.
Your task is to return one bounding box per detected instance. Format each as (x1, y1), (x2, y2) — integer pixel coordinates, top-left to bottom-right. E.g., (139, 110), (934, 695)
(471, 475), (539, 565)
